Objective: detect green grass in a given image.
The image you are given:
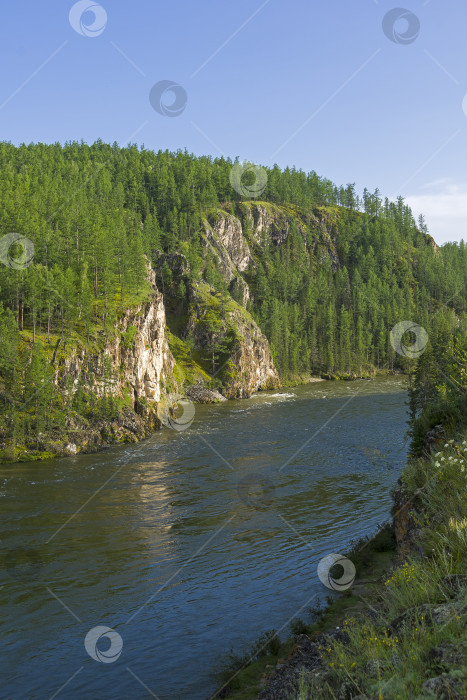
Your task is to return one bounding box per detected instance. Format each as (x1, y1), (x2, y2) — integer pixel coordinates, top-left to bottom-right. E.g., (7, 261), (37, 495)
(213, 631), (286, 699)
(409, 394), (467, 457)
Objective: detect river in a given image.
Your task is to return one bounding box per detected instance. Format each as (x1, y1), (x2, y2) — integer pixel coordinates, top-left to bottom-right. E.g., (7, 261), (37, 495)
(0, 377), (408, 699)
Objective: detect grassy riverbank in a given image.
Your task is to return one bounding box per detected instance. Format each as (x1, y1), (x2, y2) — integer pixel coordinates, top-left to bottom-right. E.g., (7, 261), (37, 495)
(211, 524), (399, 699)
(298, 429), (467, 699)
(212, 424), (467, 700)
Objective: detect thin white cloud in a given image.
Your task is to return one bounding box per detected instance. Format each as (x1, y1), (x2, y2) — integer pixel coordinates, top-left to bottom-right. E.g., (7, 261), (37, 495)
(405, 180), (467, 245)
(419, 178), (452, 191)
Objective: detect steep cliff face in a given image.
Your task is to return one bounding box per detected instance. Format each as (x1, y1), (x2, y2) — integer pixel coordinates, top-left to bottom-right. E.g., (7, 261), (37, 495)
(241, 202), (291, 246)
(43, 269), (178, 455)
(203, 213), (252, 308)
(223, 308), (280, 398)
(206, 211), (252, 273)
(56, 204), (346, 422)
(57, 268), (175, 410)
(111, 268), (176, 408)
(205, 202), (341, 273)
(201, 203), (343, 315)
(25, 204), (349, 459)
(240, 202), (341, 269)
(182, 281), (280, 398)
(168, 202), (351, 398)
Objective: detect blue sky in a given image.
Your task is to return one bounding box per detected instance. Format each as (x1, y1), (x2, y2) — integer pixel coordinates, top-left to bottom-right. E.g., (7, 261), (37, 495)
(1, 0), (467, 244)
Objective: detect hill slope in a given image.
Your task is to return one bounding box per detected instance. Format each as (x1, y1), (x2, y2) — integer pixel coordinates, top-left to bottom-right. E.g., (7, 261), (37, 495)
(0, 141), (466, 461)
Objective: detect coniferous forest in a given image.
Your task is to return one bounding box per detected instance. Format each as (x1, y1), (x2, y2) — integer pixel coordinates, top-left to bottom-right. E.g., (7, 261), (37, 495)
(4, 4), (467, 700)
(0, 140), (466, 460)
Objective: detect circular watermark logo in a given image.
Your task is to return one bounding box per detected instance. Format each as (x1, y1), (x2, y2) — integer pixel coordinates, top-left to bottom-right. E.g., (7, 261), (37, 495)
(69, 1), (107, 38)
(0, 233), (34, 270)
(462, 94), (467, 117)
(4, 547), (43, 581)
(237, 474), (275, 509)
(390, 321), (428, 359)
(317, 554), (356, 591)
(149, 81), (188, 118)
(382, 8), (420, 45)
(230, 162), (268, 199)
(157, 393), (195, 432)
(84, 626), (123, 663)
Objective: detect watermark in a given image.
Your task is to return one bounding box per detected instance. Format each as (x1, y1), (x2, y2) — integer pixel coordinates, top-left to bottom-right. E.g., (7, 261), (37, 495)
(317, 554), (356, 591)
(149, 81), (188, 117)
(230, 162), (268, 198)
(69, 1), (107, 38)
(0, 232), (34, 270)
(237, 473), (275, 509)
(84, 626), (123, 663)
(462, 94), (467, 118)
(157, 393), (195, 432)
(3, 547), (43, 581)
(390, 320), (428, 359)
(382, 8), (420, 45)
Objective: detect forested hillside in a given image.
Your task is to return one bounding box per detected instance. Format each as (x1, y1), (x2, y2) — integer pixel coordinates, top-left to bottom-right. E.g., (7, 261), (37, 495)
(0, 141), (466, 461)
(408, 322), (467, 454)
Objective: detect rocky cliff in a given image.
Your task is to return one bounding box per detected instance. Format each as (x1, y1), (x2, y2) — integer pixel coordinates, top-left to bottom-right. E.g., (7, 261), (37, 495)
(221, 306), (280, 398)
(5, 204), (349, 461)
(158, 258), (280, 399)
(34, 267), (177, 457)
(56, 267), (175, 409)
(186, 281), (280, 399)
(36, 253), (280, 459)
(161, 201), (353, 398)
(202, 202), (342, 288)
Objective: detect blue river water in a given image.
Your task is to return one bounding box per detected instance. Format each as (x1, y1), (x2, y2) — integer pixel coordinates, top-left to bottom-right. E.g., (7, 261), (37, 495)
(0, 377), (408, 699)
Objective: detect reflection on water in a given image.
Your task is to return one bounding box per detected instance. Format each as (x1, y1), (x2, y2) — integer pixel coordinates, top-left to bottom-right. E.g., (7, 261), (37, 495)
(0, 377), (408, 699)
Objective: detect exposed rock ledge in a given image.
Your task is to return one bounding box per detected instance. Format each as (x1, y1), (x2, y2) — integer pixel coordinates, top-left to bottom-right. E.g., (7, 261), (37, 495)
(185, 385), (227, 404)
(57, 264), (176, 418)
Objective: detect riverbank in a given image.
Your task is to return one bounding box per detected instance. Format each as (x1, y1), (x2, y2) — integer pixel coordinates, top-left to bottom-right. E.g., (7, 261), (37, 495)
(211, 424), (467, 699)
(210, 524), (399, 699)
(279, 368), (401, 388)
(0, 371), (397, 464)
